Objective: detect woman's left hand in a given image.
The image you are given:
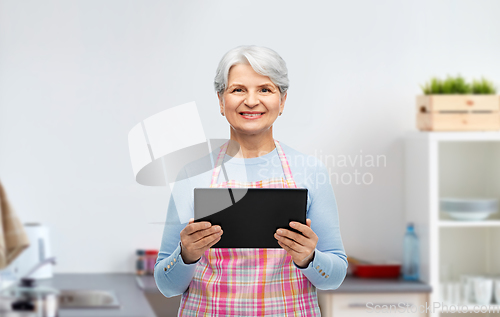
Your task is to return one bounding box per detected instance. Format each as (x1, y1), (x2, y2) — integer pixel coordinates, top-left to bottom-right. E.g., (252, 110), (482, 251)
(274, 219), (318, 268)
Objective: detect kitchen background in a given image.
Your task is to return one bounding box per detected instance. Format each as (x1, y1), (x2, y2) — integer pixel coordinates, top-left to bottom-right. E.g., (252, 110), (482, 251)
(1, 0), (500, 275)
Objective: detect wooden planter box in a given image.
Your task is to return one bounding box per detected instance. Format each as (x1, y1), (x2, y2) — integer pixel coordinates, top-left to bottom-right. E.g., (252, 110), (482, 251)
(416, 95), (500, 131)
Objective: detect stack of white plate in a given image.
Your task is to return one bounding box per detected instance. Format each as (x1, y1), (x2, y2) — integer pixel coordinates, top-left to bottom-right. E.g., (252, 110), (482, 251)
(440, 198), (498, 221)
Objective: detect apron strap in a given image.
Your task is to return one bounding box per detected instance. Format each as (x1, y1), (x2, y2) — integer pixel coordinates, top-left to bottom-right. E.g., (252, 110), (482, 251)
(274, 140), (297, 188)
(210, 141), (229, 186)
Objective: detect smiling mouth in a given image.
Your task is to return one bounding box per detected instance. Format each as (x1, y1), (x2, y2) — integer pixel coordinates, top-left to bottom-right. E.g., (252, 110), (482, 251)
(239, 112), (265, 117)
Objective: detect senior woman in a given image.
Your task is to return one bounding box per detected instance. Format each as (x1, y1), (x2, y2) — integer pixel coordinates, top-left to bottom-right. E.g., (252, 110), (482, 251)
(154, 45), (347, 316)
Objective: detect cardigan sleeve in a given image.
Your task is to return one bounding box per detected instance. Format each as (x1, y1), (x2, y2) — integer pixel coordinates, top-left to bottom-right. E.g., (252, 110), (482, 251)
(291, 159), (348, 290)
(154, 167), (200, 298)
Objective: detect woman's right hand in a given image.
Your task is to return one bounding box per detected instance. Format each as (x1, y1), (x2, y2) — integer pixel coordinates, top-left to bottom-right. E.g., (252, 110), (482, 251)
(180, 218), (223, 264)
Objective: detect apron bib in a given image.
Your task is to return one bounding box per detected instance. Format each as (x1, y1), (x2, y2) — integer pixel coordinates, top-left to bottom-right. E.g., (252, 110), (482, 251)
(178, 139), (320, 316)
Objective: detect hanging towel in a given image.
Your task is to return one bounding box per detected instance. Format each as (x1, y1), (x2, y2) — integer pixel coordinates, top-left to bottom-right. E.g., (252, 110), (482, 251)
(0, 179), (30, 269)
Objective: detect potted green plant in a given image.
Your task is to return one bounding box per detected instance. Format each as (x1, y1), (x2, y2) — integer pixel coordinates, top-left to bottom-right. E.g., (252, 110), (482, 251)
(417, 75), (499, 131)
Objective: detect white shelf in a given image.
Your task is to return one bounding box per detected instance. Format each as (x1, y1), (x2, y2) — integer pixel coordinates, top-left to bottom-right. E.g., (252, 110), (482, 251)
(405, 133), (500, 317)
(439, 220), (500, 227)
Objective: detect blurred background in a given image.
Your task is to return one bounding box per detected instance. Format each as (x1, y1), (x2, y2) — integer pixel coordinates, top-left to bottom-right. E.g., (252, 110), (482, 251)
(0, 0), (500, 316)
(0, 0), (500, 314)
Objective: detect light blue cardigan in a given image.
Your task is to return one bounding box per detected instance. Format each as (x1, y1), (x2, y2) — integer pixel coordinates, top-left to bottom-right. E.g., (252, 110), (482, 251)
(154, 142), (348, 298)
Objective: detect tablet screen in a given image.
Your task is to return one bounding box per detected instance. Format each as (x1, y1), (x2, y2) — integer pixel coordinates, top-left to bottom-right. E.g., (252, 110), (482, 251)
(194, 188), (307, 248)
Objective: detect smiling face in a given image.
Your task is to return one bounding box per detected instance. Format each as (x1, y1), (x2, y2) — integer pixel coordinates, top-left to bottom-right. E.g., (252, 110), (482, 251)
(218, 63), (286, 139)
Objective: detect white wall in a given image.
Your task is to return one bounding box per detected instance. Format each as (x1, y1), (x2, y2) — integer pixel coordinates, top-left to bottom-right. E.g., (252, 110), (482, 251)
(1, 0), (500, 272)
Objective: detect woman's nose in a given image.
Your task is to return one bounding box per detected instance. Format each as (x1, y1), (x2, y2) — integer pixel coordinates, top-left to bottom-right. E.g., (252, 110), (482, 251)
(245, 92), (260, 107)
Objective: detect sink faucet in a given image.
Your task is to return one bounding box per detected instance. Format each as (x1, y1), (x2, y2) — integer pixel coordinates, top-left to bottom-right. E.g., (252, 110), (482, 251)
(0, 256), (57, 293)
(21, 256), (57, 279)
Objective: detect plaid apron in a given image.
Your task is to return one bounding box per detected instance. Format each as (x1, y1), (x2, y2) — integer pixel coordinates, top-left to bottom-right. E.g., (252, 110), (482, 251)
(178, 139), (320, 316)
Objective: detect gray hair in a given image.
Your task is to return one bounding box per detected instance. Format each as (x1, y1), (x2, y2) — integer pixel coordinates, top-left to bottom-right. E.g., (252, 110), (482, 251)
(214, 45), (289, 99)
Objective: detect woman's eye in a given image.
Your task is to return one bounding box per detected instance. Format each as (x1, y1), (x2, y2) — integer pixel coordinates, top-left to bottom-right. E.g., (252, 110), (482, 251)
(232, 88), (243, 93)
(262, 88), (271, 93)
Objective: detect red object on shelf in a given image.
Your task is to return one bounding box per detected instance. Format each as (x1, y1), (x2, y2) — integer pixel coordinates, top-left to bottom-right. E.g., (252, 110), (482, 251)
(145, 250), (159, 275)
(351, 263), (401, 278)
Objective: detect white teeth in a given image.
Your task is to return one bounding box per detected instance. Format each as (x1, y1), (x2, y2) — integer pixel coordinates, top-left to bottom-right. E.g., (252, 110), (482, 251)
(241, 113), (263, 116)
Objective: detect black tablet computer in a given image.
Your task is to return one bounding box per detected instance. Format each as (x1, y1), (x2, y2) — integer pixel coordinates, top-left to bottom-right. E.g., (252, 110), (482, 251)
(194, 188), (308, 248)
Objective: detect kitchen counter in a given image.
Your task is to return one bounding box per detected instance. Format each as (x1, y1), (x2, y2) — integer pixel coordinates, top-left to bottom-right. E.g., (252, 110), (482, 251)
(317, 274), (432, 293)
(6, 273), (428, 317)
(137, 273), (432, 294)
(35, 273), (156, 317)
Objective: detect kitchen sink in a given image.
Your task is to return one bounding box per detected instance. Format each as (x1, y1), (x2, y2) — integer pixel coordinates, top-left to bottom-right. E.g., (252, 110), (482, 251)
(59, 289), (120, 308)
(0, 290), (120, 316)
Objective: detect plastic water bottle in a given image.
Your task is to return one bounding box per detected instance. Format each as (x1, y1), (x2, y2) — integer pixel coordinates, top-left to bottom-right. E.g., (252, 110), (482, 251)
(402, 222), (420, 281)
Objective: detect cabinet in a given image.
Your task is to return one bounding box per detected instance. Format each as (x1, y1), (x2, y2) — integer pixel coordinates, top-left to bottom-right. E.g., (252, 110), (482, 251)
(318, 292), (429, 317)
(405, 131), (500, 316)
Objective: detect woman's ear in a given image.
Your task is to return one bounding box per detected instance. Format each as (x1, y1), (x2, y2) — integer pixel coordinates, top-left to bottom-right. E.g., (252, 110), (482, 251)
(218, 92), (224, 114)
(280, 92), (287, 114)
